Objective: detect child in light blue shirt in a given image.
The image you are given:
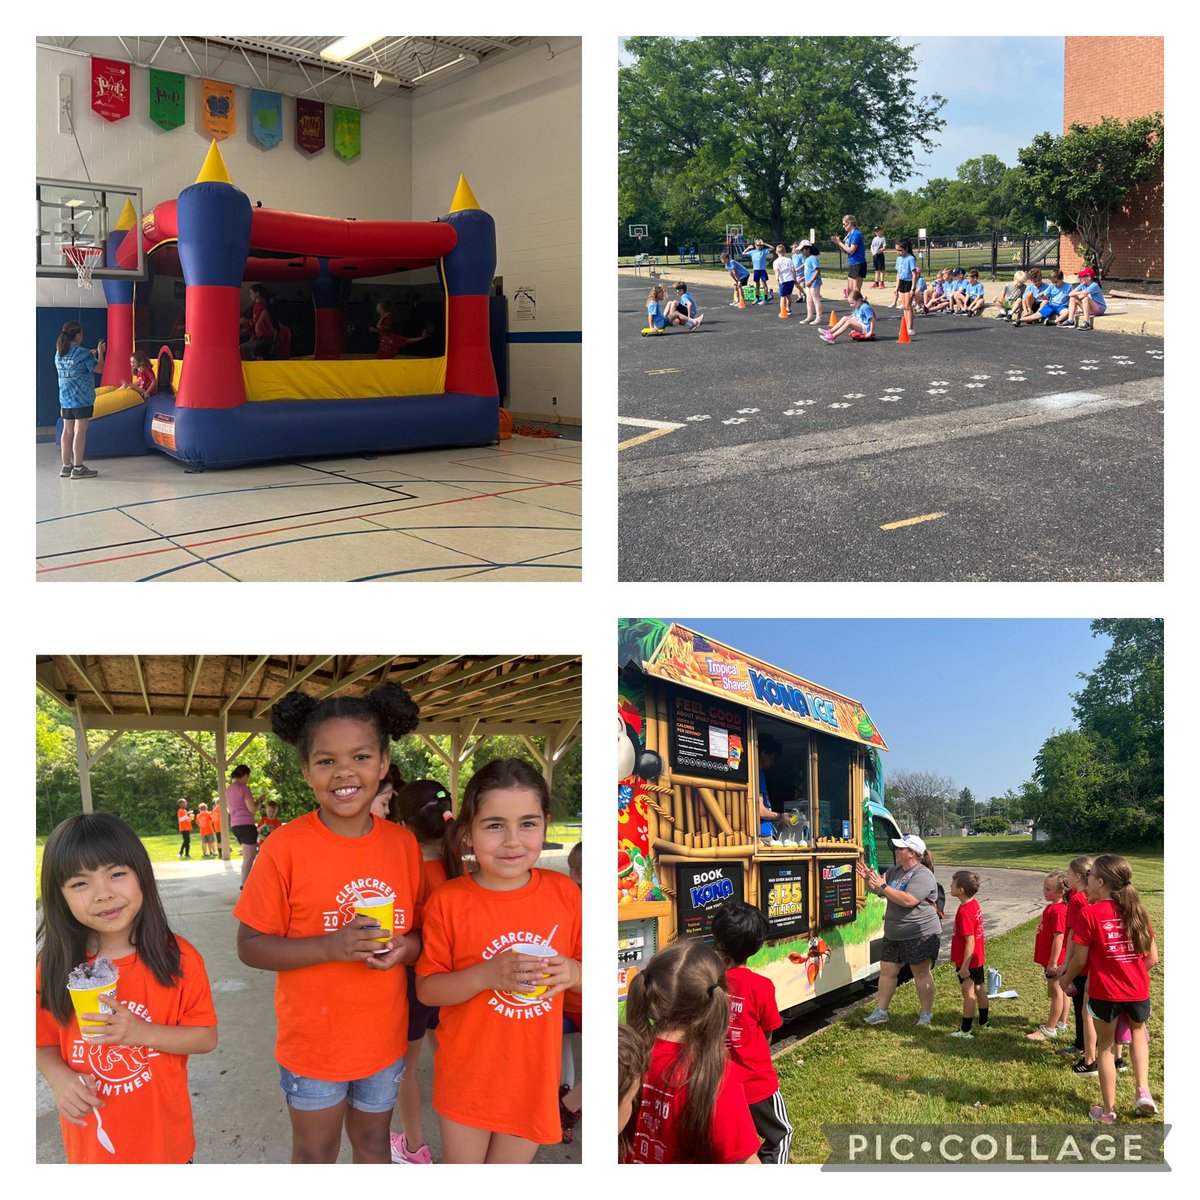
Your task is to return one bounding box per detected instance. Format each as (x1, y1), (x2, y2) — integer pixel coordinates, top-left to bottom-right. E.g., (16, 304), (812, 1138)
(1063, 268), (1107, 329)
(820, 288), (876, 342)
(801, 243), (823, 325)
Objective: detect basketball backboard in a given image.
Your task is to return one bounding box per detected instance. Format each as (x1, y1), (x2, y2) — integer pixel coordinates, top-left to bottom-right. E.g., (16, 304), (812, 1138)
(36, 177), (145, 281)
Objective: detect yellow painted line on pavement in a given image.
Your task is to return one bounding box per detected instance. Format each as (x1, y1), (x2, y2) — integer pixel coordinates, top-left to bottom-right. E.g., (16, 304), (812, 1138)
(881, 512), (946, 530)
(646, 367), (681, 376)
(619, 427), (682, 451)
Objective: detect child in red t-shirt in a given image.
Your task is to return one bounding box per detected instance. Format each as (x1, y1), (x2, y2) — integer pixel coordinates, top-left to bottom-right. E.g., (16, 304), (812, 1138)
(36, 812), (217, 1163)
(234, 682), (425, 1164)
(625, 939), (760, 1164)
(1059, 855), (1099, 1071)
(415, 759), (582, 1164)
(1056, 854), (1158, 1123)
(618, 1023), (651, 1162)
(255, 801), (283, 845)
(1027, 871), (1070, 1042)
(711, 900), (792, 1163)
(948, 871), (987, 1037)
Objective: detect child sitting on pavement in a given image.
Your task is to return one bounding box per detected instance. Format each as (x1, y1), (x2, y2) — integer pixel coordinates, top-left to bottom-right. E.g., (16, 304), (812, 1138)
(820, 288), (876, 343)
(993, 270), (1026, 319)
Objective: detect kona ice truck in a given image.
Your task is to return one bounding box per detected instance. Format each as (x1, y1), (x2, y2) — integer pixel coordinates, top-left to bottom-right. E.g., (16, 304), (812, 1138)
(618, 619), (903, 1016)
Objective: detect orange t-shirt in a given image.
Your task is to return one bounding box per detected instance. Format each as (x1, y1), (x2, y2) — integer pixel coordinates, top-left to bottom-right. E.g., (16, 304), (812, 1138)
(195, 810), (213, 836)
(415, 869), (582, 1144)
(423, 855), (450, 893)
(233, 810), (428, 1080)
(35, 938), (217, 1164)
(176, 807), (193, 832)
(211, 809), (221, 833)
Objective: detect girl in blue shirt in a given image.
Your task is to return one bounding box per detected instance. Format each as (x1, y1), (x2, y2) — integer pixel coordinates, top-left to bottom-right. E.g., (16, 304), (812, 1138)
(820, 288), (876, 343)
(801, 243), (823, 325)
(54, 322), (106, 479)
(894, 239), (920, 339)
(645, 284), (668, 331)
(1063, 268), (1107, 329)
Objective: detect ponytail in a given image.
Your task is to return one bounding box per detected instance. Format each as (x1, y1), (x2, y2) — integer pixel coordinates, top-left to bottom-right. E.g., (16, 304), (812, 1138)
(56, 322), (83, 357)
(1092, 854), (1154, 956)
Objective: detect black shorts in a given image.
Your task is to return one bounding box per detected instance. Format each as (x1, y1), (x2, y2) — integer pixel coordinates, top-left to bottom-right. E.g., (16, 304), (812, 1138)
(406, 966), (441, 1040)
(231, 823), (258, 846)
(873, 253), (886, 271)
(847, 261), (867, 280)
(61, 406), (94, 421)
(747, 1090), (793, 1164)
(879, 932), (941, 965)
(1087, 997), (1151, 1025)
(898, 279), (913, 293)
(956, 965), (986, 985)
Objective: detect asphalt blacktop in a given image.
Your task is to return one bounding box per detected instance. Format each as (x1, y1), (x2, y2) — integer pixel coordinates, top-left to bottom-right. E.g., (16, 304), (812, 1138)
(36, 849), (580, 1165)
(627, 264), (1165, 337)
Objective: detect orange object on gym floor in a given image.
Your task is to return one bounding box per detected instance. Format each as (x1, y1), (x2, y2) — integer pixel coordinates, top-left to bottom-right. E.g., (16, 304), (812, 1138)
(737, 289), (746, 309)
(498, 407), (512, 439)
(897, 318), (911, 344)
(828, 310), (837, 327)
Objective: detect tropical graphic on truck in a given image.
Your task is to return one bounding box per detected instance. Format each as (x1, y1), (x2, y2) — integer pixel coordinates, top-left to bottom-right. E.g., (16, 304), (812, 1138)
(617, 619), (903, 1014)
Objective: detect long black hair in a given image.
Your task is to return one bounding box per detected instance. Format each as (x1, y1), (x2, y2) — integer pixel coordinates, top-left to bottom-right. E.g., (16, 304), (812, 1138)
(55, 321), (83, 356)
(38, 813), (181, 1025)
(394, 778), (464, 879)
(270, 681), (421, 761)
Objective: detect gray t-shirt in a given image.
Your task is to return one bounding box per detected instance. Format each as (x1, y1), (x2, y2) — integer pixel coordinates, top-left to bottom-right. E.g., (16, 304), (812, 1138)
(881, 864), (942, 941)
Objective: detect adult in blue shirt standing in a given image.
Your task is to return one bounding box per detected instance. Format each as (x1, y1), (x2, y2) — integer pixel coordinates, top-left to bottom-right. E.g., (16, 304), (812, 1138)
(756, 733), (784, 844)
(54, 321), (106, 479)
(833, 214), (868, 297)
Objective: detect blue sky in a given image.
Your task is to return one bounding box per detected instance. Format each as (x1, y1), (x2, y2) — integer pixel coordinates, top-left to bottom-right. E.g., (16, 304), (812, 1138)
(618, 36), (1065, 189)
(655, 619), (1108, 803)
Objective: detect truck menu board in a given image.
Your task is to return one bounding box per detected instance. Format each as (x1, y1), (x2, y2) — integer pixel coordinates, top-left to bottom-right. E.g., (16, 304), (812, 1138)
(675, 861), (745, 942)
(665, 684), (749, 783)
(819, 859), (857, 927)
(759, 860), (810, 939)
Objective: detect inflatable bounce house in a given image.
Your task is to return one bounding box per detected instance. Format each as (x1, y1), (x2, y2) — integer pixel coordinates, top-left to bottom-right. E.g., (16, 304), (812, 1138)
(72, 142), (500, 468)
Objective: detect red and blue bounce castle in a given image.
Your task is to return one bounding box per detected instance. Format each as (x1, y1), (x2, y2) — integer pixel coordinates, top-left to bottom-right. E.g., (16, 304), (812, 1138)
(77, 141), (500, 468)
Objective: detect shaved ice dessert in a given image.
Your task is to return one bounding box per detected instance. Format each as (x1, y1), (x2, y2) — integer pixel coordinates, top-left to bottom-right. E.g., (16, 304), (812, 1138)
(68, 957), (119, 1039)
(68, 957), (119, 990)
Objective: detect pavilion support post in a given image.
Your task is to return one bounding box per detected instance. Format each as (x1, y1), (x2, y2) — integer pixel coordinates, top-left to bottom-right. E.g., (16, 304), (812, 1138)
(215, 717), (230, 861)
(72, 702), (93, 815)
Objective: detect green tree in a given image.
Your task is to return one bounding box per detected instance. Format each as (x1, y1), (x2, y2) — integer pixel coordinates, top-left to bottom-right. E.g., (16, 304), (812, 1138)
(1015, 114), (1163, 279)
(975, 814), (1009, 835)
(957, 786), (976, 826)
(619, 37), (945, 245)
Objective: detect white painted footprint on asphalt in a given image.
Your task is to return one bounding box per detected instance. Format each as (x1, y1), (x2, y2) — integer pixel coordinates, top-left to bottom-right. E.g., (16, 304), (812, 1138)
(970, 374), (990, 380)
(723, 417), (747, 424)
(879, 396), (901, 402)
(686, 414), (711, 421)
(829, 402), (852, 409)
(929, 379), (950, 386)
(884, 387), (905, 393)
(927, 388), (948, 395)
(737, 407), (760, 414)
(782, 409), (809, 416)
(1046, 370), (1067, 375)
(843, 393), (865, 399)
(964, 383), (985, 389)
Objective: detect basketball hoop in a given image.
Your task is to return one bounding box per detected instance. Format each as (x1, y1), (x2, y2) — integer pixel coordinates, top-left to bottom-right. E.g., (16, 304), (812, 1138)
(63, 244), (104, 288)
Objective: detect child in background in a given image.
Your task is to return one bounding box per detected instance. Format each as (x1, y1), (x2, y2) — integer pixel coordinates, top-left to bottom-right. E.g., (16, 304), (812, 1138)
(720, 251), (751, 306)
(1017, 268), (1048, 321)
(36, 812), (218, 1163)
(235, 683), (426, 1164)
(415, 758), (582, 1163)
(127, 351), (158, 397)
(1027, 871), (1070, 1041)
(256, 801), (283, 844)
(226, 764), (262, 887)
(1035, 271), (1073, 326)
(947, 871), (988, 1037)
(820, 288), (876, 343)
(711, 902), (793, 1164)
(748, 238), (772, 303)
(1059, 856), (1098, 1072)
(894, 239), (920, 338)
(645, 284), (668, 332)
(924, 270), (952, 314)
(870, 227), (888, 289)
(196, 803), (215, 858)
(993, 270), (1026, 319)
(618, 1024), (652, 1162)
(176, 801), (194, 859)
(369, 763), (406, 822)
(624, 940), (759, 1164)
(667, 281), (704, 330)
(559, 842), (583, 1143)
(801, 243), (823, 325)
(1056, 855), (1158, 1122)
(773, 244), (798, 317)
(790, 243), (807, 304)
(387, 778), (461, 1164)
(210, 803), (221, 857)
(958, 270), (987, 316)
(54, 321), (106, 479)
(1063, 267), (1107, 329)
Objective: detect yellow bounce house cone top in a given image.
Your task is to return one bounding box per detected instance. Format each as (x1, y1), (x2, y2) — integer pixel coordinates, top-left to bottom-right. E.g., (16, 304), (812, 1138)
(196, 140), (234, 186)
(448, 174), (480, 214)
(115, 198), (138, 231)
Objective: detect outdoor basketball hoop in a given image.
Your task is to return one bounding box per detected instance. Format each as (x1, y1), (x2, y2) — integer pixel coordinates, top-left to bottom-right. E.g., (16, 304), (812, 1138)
(63, 244), (104, 288)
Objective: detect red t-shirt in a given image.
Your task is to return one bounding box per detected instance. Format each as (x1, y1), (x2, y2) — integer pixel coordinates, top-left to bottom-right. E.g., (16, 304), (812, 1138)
(35, 938), (216, 1164)
(1034, 900), (1068, 967)
(1065, 890), (1090, 978)
(256, 816), (282, 839)
(628, 1038), (760, 1164)
(233, 811), (428, 1080)
(723, 964), (782, 1103)
(1072, 898), (1154, 1002)
(951, 897), (985, 968)
(134, 366), (157, 397)
(415, 869), (582, 1145)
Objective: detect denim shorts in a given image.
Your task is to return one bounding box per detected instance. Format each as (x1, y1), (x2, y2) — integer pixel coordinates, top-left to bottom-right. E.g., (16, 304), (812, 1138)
(279, 1057), (405, 1112)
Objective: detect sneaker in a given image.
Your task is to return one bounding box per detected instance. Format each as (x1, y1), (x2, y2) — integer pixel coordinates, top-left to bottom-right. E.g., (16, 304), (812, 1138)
(947, 1029), (974, 1039)
(1056, 1044), (1083, 1056)
(1073, 1060), (1099, 1075)
(1056, 1022), (1070, 1034)
(70, 465), (99, 479)
(916, 1010), (934, 1027)
(390, 1132), (433, 1164)
(1088, 1106), (1118, 1125)
(1026, 1025), (1058, 1041)
(863, 1008), (890, 1025)
(729, 301), (741, 307)
(59, 464), (73, 477)
(1115, 1056), (1129, 1072)
(1078, 321), (1091, 330)
(1134, 1088), (1158, 1115)
(819, 329), (836, 343)
(688, 314), (704, 331)
(1059, 319), (1076, 328)
(1013, 315), (1022, 326)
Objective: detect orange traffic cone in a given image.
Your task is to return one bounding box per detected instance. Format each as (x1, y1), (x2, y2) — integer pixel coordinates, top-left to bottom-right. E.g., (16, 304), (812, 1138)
(779, 295), (789, 319)
(897, 316), (911, 344)
(737, 289), (746, 309)
(828, 310), (837, 328)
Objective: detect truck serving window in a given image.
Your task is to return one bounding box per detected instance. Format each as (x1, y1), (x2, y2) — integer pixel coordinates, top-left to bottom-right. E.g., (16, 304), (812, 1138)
(815, 735), (852, 839)
(872, 816), (898, 867)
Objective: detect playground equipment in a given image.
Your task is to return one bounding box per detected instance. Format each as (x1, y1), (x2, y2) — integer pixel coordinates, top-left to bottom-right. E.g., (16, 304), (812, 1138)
(61, 142), (500, 468)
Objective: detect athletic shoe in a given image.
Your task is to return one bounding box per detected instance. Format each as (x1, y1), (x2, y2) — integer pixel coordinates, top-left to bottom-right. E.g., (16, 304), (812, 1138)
(1059, 319), (1076, 328)
(1055, 1044), (1083, 1056)
(390, 1132), (433, 1164)
(863, 1009), (890, 1025)
(947, 1030), (974, 1039)
(1134, 1089), (1158, 1115)
(729, 301), (741, 307)
(1078, 321), (1091, 330)
(1013, 314), (1022, 327)
(1026, 1025), (1058, 1041)
(1115, 1056), (1129, 1072)
(1088, 1106), (1117, 1125)
(59, 464), (73, 477)
(1073, 1060), (1099, 1075)
(1056, 1022), (1070, 1035)
(916, 1010), (934, 1027)
(819, 330), (836, 343)
(70, 465), (99, 479)
(687, 314), (704, 331)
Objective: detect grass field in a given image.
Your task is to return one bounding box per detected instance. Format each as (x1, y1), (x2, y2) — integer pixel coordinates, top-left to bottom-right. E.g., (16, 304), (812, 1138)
(778, 843), (1165, 1161)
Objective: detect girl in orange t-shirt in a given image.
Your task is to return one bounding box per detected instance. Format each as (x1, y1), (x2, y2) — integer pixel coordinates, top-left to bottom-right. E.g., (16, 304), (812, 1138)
(36, 812), (218, 1163)
(415, 758), (583, 1163)
(385, 777), (462, 1164)
(234, 682), (424, 1165)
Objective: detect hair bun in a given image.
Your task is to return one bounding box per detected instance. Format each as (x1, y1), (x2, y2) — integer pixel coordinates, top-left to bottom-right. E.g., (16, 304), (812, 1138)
(270, 691), (318, 744)
(369, 682), (421, 739)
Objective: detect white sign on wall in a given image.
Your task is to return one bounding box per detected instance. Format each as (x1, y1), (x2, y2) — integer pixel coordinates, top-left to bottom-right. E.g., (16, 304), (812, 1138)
(514, 286), (536, 321)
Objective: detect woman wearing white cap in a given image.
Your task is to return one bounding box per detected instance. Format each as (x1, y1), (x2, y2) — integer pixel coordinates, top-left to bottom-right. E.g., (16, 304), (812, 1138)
(855, 835), (941, 1026)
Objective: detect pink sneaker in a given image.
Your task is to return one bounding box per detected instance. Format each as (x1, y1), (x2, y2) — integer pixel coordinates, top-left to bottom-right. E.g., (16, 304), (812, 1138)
(390, 1132), (433, 1163)
(819, 329), (836, 343)
(1088, 1105), (1117, 1125)
(1135, 1088), (1158, 1115)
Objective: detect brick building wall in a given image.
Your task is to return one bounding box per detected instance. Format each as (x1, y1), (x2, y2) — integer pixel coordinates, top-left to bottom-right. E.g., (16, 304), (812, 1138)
(1060, 37), (1164, 282)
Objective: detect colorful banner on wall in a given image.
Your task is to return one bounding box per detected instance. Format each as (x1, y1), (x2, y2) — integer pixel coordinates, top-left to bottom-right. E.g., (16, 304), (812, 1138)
(148, 69), (185, 131)
(333, 106), (361, 160)
(249, 90), (283, 149)
(640, 623), (888, 749)
(200, 79), (236, 140)
(296, 98), (325, 154)
(91, 57), (131, 122)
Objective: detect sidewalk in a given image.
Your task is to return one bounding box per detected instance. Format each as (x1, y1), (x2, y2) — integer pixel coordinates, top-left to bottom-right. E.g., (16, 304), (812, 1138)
(36, 851), (580, 1164)
(622, 264), (1165, 337)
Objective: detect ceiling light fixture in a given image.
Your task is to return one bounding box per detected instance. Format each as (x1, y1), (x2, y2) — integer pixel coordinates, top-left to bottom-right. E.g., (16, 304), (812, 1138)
(320, 36), (384, 63)
(411, 53), (476, 83)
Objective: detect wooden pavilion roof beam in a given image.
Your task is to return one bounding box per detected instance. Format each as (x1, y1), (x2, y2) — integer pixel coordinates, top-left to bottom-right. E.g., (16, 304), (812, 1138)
(409, 655), (576, 707)
(431, 668), (581, 723)
(64, 656), (114, 715)
(183, 656), (205, 718)
(132, 655), (152, 716)
(218, 655), (270, 719)
(406, 655), (526, 705)
(250, 655), (335, 718)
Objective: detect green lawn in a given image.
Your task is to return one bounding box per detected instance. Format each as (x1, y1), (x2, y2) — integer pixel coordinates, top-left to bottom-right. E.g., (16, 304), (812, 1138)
(778, 844), (1164, 1161)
